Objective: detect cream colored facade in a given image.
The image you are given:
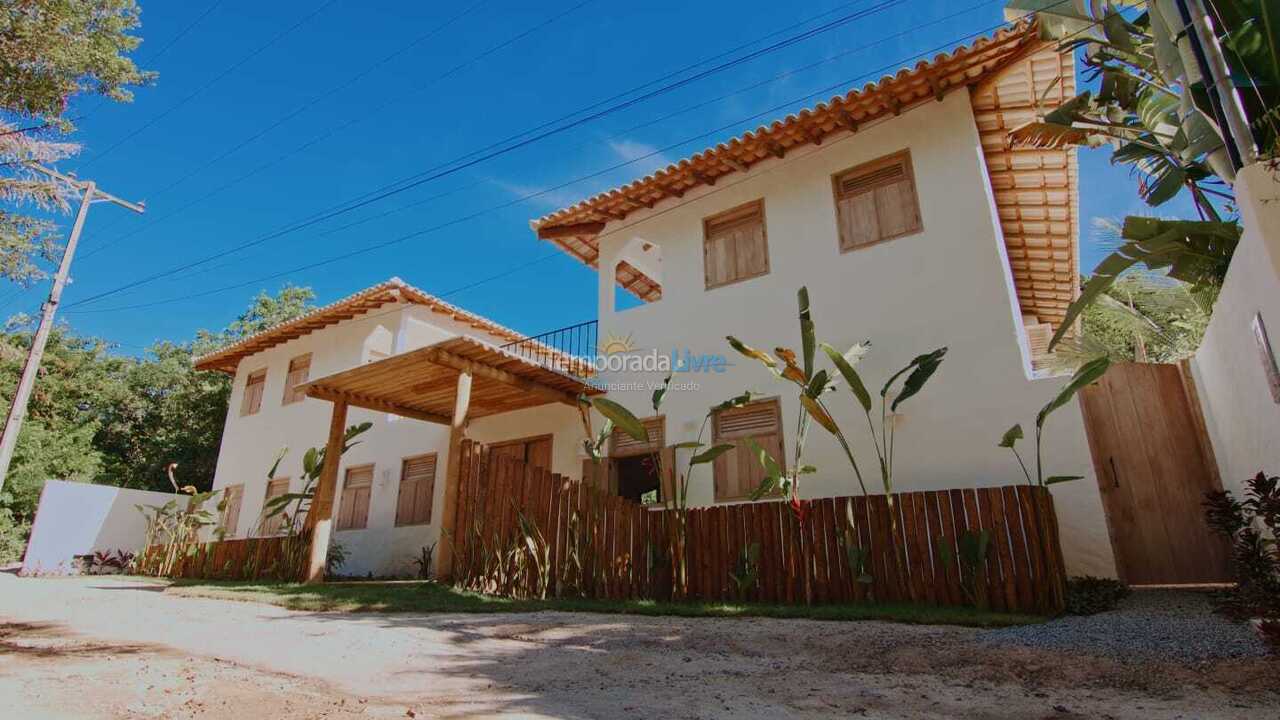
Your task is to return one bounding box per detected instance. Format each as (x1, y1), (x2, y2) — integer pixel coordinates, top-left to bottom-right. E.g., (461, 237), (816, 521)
(587, 91), (1116, 577)
(1192, 163), (1280, 498)
(208, 302), (583, 577)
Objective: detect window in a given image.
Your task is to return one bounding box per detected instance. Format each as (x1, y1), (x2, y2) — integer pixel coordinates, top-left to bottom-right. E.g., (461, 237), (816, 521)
(610, 416), (664, 457)
(336, 465), (374, 531)
(610, 416), (665, 505)
(703, 199), (769, 289)
(712, 398), (785, 502)
(395, 454), (437, 526)
(833, 150), (921, 251)
(258, 477), (290, 536)
(239, 369), (266, 417)
(281, 354), (311, 405)
(219, 484), (244, 538)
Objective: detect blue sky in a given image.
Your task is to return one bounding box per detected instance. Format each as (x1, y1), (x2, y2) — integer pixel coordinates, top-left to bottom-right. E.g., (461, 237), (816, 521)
(3, 0), (1197, 353)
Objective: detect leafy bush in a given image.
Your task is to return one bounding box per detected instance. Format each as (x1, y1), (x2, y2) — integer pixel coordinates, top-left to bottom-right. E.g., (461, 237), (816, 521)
(1064, 575), (1129, 615)
(1204, 472), (1280, 648)
(0, 507), (30, 564)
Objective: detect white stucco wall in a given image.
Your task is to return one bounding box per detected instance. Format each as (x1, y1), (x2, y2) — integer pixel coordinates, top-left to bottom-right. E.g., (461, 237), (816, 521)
(22, 480), (183, 575)
(590, 92), (1116, 577)
(1191, 163), (1280, 498)
(209, 301), (584, 578)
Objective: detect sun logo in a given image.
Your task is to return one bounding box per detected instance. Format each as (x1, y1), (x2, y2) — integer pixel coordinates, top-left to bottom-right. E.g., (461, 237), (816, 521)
(599, 332), (636, 355)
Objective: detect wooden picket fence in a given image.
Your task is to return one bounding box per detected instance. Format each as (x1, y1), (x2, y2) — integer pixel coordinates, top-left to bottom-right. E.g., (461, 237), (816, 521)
(138, 534), (307, 581)
(451, 440), (1067, 613)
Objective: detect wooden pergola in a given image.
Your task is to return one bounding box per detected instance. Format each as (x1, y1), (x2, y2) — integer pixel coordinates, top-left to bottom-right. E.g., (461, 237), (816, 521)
(297, 336), (603, 582)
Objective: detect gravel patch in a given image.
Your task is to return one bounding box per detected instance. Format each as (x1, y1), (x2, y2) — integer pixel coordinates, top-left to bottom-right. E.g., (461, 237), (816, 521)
(978, 589), (1269, 663)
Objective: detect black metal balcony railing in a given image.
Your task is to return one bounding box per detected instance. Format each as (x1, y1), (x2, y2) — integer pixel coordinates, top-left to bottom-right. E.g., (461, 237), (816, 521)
(500, 320), (598, 377)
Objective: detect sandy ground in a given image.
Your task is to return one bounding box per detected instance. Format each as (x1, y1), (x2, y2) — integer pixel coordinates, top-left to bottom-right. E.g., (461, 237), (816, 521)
(1, 574), (1276, 719)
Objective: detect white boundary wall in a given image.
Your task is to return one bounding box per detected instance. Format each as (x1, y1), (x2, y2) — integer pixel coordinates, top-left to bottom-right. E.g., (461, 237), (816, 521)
(21, 480), (183, 575)
(1192, 163), (1280, 497)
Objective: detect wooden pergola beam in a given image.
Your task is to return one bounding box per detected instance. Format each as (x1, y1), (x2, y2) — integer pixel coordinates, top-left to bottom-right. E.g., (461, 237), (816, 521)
(423, 348), (581, 408)
(305, 385), (451, 425)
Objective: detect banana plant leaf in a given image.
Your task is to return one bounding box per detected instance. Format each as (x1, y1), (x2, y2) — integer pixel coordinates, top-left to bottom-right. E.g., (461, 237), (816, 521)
(1036, 356), (1111, 431)
(891, 347), (947, 411)
(1050, 216), (1240, 348)
(591, 397), (648, 442)
(798, 287), (815, 380)
(821, 342), (871, 412)
(999, 424), (1024, 449)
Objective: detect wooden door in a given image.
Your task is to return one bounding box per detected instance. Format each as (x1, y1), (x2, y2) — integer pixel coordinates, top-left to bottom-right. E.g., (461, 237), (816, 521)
(1078, 363), (1231, 584)
(489, 435), (553, 473)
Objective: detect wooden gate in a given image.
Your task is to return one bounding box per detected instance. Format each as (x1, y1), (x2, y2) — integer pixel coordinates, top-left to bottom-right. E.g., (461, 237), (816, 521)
(1078, 362), (1231, 584)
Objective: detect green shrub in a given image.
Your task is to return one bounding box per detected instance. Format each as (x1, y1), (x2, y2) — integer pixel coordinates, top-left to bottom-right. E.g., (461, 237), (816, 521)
(1064, 575), (1129, 615)
(0, 507), (30, 564)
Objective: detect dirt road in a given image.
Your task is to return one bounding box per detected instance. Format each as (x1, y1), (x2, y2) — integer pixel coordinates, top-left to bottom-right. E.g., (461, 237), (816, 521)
(1, 575), (1274, 719)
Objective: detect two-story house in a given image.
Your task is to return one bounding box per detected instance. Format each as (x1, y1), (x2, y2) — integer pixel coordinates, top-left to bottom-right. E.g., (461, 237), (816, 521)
(194, 280), (589, 577)
(530, 21), (1118, 578)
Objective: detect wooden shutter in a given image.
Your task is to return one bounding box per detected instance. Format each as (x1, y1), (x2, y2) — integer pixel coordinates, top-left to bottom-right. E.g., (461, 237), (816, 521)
(220, 484), (244, 538)
(337, 465), (373, 531)
(704, 200), (769, 289)
(281, 354), (311, 405)
(834, 150), (921, 251)
(713, 399), (785, 501)
(240, 369), (266, 416)
(610, 417), (664, 457)
(259, 478), (290, 535)
(396, 454), (437, 526)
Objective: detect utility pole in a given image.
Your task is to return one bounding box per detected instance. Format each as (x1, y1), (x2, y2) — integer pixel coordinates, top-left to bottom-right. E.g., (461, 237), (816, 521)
(1176, 0), (1258, 171)
(0, 166), (144, 495)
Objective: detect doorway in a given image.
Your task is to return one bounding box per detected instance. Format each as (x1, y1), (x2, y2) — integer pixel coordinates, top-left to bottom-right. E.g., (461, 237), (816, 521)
(1077, 362), (1231, 584)
(615, 454), (661, 504)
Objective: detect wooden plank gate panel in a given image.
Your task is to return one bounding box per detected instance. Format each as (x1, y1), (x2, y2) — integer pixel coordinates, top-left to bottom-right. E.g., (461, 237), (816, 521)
(1078, 363), (1231, 584)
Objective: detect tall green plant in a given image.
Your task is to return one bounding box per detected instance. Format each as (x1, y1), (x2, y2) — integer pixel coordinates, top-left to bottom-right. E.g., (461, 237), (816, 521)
(580, 380), (747, 599)
(999, 356), (1111, 488)
(261, 422), (373, 535)
(1004, 2), (1276, 349)
(727, 287), (946, 600)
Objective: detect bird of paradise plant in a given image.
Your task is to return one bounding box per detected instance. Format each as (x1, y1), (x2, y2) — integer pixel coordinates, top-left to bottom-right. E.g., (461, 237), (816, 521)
(727, 286), (947, 601)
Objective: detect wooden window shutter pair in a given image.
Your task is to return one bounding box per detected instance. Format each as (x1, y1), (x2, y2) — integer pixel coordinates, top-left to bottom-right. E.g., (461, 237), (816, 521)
(240, 369), (267, 416)
(712, 398), (785, 502)
(395, 454), (437, 526)
(220, 484), (244, 538)
(336, 465), (374, 531)
(703, 199), (769, 289)
(258, 478), (291, 536)
(281, 354), (312, 405)
(833, 150), (921, 250)
(610, 417), (665, 457)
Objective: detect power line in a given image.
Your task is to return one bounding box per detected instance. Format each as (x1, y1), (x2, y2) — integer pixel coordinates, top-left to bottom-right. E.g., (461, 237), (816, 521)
(78, 0), (342, 170)
(145, 1), (227, 63)
(82, 0), (882, 252)
(122, 0), (1003, 294)
(80, 0), (490, 244)
(67, 0), (910, 305)
(64, 12), (1055, 316)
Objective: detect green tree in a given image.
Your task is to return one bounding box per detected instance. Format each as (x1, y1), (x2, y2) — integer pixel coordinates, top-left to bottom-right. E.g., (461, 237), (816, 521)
(0, 285), (315, 563)
(0, 0), (154, 287)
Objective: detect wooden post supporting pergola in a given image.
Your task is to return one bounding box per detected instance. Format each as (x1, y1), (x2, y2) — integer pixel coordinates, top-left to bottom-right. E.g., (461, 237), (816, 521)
(434, 370), (471, 581)
(297, 336), (602, 584)
(304, 399), (347, 583)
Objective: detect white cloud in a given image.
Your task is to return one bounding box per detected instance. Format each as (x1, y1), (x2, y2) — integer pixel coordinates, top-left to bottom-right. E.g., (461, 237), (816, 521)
(607, 139), (672, 174)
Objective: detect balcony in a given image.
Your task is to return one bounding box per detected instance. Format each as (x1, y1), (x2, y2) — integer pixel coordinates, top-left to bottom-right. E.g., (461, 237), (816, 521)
(500, 320), (598, 378)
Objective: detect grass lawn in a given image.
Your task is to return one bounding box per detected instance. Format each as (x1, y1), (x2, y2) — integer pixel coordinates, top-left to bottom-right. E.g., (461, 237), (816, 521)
(167, 579), (1044, 627)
